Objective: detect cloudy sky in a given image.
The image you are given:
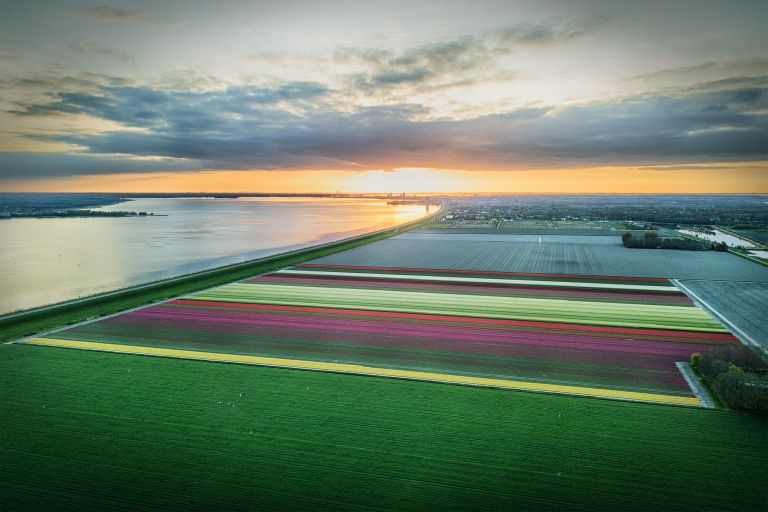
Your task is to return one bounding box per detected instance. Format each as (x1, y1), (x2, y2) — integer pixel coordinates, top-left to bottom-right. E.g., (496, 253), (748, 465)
(1, 0), (766, 192)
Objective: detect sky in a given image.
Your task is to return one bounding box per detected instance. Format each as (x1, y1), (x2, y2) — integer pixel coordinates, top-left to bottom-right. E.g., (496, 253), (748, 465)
(0, 0), (766, 193)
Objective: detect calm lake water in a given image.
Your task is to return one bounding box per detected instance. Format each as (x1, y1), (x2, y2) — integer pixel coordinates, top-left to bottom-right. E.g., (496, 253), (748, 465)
(0, 197), (430, 315)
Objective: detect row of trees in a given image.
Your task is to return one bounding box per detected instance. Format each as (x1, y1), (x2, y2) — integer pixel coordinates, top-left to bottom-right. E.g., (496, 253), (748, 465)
(691, 346), (768, 413)
(9, 210), (154, 218)
(621, 232), (710, 250)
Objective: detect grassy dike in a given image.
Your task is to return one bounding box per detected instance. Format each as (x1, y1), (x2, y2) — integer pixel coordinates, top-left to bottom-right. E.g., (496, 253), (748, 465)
(0, 206), (441, 343)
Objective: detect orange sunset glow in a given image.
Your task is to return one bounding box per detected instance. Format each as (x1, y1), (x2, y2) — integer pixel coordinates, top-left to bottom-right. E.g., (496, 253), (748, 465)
(1, 1), (766, 193)
(2, 164), (765, 193)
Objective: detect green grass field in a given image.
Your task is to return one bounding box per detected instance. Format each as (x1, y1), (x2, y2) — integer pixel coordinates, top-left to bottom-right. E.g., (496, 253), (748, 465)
(2, 344), (766, 512)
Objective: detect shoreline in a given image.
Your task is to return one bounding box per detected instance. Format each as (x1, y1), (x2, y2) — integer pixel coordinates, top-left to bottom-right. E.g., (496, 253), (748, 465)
(0, 204), (441, 343)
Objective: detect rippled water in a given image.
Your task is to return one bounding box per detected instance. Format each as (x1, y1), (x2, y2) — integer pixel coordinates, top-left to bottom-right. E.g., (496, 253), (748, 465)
(0, 197), (430, 314)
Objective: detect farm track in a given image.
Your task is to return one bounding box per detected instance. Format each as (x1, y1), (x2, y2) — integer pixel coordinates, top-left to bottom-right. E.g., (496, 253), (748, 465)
(675, 362), (716, 408)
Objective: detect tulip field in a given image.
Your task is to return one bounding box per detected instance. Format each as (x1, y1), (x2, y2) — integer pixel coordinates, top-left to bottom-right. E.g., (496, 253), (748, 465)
(24, 263), (737, 406)
(7, 260), (768, 512)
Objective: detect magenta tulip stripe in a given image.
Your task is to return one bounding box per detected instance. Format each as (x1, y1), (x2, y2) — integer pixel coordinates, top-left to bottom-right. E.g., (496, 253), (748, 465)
(27, 264), (737, 405)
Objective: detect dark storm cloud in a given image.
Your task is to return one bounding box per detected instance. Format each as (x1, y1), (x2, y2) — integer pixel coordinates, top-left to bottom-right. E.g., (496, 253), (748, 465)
(40, 102), (433, 164)
(5, 76), (766, 179)
(0, 152), (201, 179)
(13, 82), (330, 127)
(471, 84), (767, 160)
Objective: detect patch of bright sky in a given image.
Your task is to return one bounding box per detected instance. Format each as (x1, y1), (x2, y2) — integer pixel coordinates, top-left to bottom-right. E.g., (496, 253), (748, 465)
(3, 1), (765, 110)
(0, 0), (766, 190)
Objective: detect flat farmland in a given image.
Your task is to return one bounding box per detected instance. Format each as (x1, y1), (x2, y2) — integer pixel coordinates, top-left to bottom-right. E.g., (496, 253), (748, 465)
(7, 223), (768, 512)
(1, 344), (766, 512)
(732, 229), (768, 244)
(313, 235), (768, 281)
(417, 228), (620, 236)
(25, 264), (737, 406)
(676, 280), (768, 350)
(395, 233), (623, 245)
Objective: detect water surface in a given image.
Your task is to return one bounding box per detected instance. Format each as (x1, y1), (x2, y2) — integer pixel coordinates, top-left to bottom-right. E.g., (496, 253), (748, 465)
(677, 228), (758, 248)
(0, 197), (429, 314)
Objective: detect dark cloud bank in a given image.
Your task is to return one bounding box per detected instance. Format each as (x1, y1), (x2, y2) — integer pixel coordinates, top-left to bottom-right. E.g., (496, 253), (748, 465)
(341, 17), (608, 93)
(4, 75), (767, 178)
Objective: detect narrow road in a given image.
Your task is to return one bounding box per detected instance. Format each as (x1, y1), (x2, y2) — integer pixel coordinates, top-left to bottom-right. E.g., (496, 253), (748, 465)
(676, 362), (716, 409)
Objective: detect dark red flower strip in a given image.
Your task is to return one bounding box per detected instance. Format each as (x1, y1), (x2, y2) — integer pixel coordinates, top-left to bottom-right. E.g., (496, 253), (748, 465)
(169, 299), (736, 341)
(295, 263), (671, 283)
(87, 310), (695, 393)
(123, 307), (713, 358)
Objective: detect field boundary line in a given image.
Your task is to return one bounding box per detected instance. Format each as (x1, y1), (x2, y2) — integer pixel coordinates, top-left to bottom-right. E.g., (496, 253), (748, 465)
(672, 279), (767, 356)
(676, 362), (716, 409)
(274, 269), (678, 291)
(20, 337), (701, 408)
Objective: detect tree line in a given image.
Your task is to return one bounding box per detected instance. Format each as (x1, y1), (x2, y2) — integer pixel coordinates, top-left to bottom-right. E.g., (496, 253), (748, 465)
(621, 231), (713, 250)
(691, 346), (768, 413)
